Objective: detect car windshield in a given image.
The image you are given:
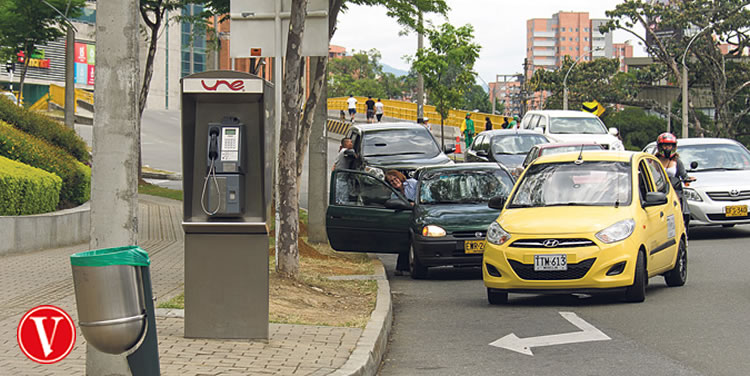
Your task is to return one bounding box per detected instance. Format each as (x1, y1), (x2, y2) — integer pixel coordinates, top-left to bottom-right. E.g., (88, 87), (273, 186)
(549, 117), (607, 134)
(540, 144), (603, 156)
(678, 143), (750, 171)
(508, 161), (631, 208)
(362, 128), (440, 158)
(490, 134), (549, 155)
(419, 169), (514, 204)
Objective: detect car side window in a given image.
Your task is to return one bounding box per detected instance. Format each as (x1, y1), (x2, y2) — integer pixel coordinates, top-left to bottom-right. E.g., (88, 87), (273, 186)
(471, 135), (484, 151)
(526, 115), (538, 129)
(637, 161), (654, 204)
(536, 115), (548, 131)
(332, 170), (400, 207)
(522, 146), (538, 167)
(645, 158), (669, 194)
(521, 115), (532, 129)
(480, 135), (491, 152)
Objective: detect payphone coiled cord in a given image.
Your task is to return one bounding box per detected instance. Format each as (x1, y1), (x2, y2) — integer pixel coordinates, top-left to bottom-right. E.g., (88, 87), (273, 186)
(200, 158), (221, 216)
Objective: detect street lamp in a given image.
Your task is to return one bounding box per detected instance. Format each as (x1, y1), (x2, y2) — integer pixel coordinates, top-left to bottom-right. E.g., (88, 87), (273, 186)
(681, 24), (713, 138)
(563, 47), (603, 111)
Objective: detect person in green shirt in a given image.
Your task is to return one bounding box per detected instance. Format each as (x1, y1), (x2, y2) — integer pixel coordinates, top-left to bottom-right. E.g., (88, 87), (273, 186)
(460, 113), (475, 150)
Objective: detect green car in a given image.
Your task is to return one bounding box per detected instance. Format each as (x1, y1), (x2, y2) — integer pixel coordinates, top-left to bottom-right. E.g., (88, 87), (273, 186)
(327, 163), (515, 279)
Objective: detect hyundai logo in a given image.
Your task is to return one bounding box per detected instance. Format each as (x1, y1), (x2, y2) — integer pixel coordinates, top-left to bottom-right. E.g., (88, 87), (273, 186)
(730, 189), (740, 197)
(542, 239), (560, 247)
(475, 232), (484, 238)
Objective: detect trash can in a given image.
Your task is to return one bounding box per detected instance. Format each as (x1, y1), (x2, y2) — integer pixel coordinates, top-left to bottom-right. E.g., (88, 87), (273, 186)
(70, 246), (149, 355)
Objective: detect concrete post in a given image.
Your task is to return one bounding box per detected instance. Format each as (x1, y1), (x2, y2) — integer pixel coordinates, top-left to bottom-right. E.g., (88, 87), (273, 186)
(89, 0), (140, 374)
(308, 57), (328, 244)
(64, 25), (75, 129)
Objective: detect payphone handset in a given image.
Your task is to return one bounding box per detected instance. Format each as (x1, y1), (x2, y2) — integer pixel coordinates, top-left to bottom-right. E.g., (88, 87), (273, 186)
(201, 117), (245, 217)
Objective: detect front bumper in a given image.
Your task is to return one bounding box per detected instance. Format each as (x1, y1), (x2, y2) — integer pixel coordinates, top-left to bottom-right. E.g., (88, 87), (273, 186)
(412, 234), (484, 267)
(687, 191), (750, 225)
(483, 235), (639, 292)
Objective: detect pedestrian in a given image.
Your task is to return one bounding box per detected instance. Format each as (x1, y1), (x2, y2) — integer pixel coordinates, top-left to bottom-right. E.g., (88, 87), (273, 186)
(339, 110), (346, 121)
(365, 96), (376, 123)
(423, 117), (431, 132)
(508, 115), (518, 129)
(333, 138), (358, 204)
(346, 94), (357, 122)
(375, 98), (384, 122)
(653, 132), (695, 226)
(485, 116), (493, 131)
(460, 113), (475, 150)
(385, 169), (417, 276)
(501, 117), (509, 129)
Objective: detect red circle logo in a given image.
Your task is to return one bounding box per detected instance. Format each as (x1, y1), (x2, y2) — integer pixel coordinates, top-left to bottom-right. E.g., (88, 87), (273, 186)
(17, 305), (76, 364)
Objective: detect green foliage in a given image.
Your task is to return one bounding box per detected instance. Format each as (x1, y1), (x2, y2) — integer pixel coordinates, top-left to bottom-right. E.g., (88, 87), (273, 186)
(601, 107), (666, 151)
(139, 183), (183, 201)
(412, 23), (481, 122)
(329, 49), (396, 98)
(0, 155), (61, 215)
(461, 84), (492, 113)
(348, 0), (449, 34)
(0, 96), (89, 163)
(0, 122), (90, 208)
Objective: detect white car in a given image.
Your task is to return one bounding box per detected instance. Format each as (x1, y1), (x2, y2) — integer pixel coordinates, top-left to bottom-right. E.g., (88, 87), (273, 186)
(1, 91), (21, 106)
(643, 138), (750, 227)
(519, 110), (624, 151)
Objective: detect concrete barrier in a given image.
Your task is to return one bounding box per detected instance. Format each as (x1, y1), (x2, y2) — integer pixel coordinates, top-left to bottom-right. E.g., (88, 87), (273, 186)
(0, 202), (90, 256)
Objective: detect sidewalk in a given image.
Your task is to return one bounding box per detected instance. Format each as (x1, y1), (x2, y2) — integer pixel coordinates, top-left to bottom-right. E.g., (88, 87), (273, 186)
(0, 195), (392, 375)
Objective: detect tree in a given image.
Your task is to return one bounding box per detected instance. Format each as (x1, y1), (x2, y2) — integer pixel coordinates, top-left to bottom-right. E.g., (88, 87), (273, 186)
(412, 23), (480, 147)
(600, 0), (750, 137)
(601, 107), (666, 151)
(460, 84), (492, 113)
(0, 0), (86, 105)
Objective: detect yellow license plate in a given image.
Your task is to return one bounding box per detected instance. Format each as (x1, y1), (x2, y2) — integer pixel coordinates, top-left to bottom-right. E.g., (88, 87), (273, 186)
(464, 240), (485, 254)
(725, 205), (748, 217)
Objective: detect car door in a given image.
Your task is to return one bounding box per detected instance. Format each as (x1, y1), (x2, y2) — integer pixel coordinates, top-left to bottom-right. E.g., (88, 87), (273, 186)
(326, 170), (412, 253)
(466, 135), (486, 162)
(644, 157), (680, 272)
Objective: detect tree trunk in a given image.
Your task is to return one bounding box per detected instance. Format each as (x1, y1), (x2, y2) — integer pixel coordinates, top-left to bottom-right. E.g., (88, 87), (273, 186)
(276, 0), (308, 278)
(138, 5), (165, 184)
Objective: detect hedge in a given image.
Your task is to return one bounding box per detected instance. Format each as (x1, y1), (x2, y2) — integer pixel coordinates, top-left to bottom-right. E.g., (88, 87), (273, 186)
(0, 95), (90, 164)
(0, 121), (90, 208)
(0, 155), (62, 215)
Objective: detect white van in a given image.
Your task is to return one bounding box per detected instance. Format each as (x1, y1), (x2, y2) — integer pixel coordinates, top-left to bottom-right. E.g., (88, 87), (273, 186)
(520, 110), (624, 150)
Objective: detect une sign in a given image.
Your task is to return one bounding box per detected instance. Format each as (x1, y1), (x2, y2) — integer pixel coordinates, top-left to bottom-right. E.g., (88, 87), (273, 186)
(182, 78), (263, 93)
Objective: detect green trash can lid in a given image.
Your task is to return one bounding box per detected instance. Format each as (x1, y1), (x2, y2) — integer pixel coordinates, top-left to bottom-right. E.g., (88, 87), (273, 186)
(70, 245), (150, 267)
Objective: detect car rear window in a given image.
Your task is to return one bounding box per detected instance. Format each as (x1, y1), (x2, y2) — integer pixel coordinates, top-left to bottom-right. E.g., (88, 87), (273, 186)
(539, 144), (603, 156)
(549, 117), (607, 134)
(490, 134), (549, 155)
(362, 128), (440, 158)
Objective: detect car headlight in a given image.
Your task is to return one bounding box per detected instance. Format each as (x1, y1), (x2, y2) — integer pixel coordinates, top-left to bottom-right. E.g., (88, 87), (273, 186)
(487, 222), (511, 245)
(422, 225), (446, 237)
(596, 219), (635, 244)
(364, 166), (384, 180)
(683, 188), (702, 202)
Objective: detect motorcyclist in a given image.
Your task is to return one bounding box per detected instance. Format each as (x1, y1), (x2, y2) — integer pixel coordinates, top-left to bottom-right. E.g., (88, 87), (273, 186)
(654, 132), (695, 226)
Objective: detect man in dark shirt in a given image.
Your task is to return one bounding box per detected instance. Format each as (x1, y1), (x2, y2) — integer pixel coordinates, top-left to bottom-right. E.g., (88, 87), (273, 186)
(365, 96), (376, 123)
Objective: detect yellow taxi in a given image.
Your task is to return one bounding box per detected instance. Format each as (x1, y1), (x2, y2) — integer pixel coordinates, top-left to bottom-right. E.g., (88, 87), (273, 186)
(483, 150), (687, 304)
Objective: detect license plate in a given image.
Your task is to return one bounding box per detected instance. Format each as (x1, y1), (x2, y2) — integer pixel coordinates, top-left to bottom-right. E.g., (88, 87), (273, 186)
(464, 240), (485, 254)
(725, 205), (748, 217)
(534, 254), (567, 271)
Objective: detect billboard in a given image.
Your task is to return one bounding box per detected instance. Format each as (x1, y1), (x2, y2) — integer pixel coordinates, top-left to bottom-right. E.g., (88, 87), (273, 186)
(74, 42), (95, 85)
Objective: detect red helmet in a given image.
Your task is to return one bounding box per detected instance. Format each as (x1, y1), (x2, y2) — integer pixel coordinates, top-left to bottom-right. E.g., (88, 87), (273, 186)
(657, 132), (677, 145)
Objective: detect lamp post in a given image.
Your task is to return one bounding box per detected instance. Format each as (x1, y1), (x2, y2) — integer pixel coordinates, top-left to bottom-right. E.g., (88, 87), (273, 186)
(681, 24), (713, 138)
(563, 47), (602, 111)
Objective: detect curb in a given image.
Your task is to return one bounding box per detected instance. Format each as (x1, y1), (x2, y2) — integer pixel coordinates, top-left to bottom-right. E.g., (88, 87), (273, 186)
(154, 260), (392, 376)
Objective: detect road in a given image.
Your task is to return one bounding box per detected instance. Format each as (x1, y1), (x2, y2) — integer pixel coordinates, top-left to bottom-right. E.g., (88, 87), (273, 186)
(77, 108), (342, 209)
(377, 225), (750, 376)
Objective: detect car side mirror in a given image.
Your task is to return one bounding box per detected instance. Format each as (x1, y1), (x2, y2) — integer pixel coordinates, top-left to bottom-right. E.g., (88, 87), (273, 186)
(443, 144), (455, 154)
(690, 161), (699, 169)
(476, 149), (488, 157)
(385, 198), (413, 210)
(608, 127), (619, 136)
(488, 195), (507, 210)
(644, 192), (668, 207)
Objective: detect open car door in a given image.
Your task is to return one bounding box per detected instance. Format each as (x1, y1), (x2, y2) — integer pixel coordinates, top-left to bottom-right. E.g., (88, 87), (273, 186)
(326, 170), (412, 253)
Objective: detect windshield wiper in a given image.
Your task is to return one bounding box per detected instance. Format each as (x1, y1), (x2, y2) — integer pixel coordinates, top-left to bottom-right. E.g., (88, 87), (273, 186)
(545, 202), (601, 207)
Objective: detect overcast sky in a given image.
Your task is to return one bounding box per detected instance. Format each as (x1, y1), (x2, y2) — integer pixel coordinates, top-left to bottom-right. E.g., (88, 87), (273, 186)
(330, 0), (646, 85)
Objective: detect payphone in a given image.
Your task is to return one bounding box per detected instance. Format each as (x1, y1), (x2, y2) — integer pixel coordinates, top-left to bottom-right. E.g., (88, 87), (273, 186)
(202, 116), (244, 216)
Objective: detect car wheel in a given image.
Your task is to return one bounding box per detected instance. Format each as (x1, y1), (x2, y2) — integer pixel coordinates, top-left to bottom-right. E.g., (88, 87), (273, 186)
(409, 243), (428, 279)
(722, 224), (735, 228)
(624, 251), (646, 303)
(664, 238), (687, 287)
(487, 288), (508, 305)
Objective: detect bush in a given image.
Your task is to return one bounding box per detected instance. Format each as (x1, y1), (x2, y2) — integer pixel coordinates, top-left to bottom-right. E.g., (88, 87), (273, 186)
(0, 155), (62, 215)
(0, 121), (90, 208)
(0, 96), (90, 164)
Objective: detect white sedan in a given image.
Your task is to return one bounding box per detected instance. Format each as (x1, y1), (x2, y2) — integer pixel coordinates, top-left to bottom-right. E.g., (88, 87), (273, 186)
(644, 137), (750, 227)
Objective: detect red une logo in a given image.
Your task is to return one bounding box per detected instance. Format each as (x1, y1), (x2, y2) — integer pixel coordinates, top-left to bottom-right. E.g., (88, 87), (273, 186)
(17, 305), (76, 364)
(201, 79), (245, 91)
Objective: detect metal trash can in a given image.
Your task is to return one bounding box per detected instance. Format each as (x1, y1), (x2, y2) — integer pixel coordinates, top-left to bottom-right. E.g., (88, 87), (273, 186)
(70, 246), (150, 354)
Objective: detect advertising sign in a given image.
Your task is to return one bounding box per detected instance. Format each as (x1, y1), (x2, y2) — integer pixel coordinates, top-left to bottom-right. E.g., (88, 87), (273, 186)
(74, 42), (95, 86)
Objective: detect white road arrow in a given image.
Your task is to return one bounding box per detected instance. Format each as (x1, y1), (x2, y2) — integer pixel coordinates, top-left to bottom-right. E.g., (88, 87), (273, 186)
(489, 311), (610, 356)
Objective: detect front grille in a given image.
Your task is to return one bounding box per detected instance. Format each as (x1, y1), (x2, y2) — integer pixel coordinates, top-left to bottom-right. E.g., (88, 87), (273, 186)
(452, 230), (485, 239)
(509, 238), (596, 248)
(707, 213), (750, 221)
(707, 190), (750, 201)
(508, 258), (596, 280)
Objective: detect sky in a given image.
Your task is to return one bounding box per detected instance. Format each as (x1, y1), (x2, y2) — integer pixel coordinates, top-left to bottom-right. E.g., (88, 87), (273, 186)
(330, 0), (647, 86)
